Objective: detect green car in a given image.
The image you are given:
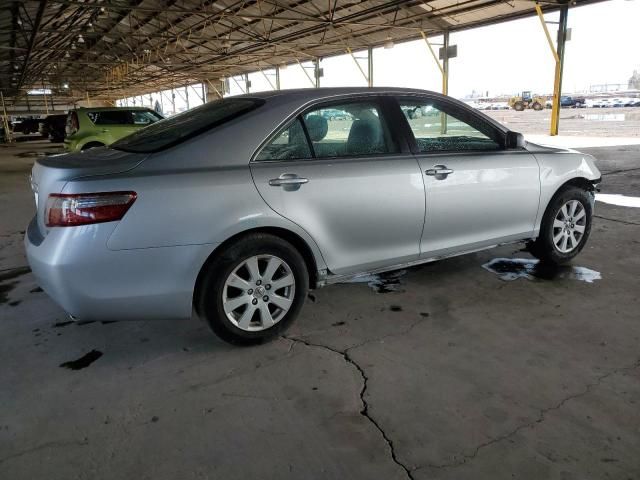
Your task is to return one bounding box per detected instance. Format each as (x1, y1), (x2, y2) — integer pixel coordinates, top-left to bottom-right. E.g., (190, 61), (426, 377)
(64, 107), (163, 152)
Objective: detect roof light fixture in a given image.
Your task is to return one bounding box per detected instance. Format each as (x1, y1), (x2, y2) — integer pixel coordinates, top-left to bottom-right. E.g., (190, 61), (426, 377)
(384, 36), (394, 49)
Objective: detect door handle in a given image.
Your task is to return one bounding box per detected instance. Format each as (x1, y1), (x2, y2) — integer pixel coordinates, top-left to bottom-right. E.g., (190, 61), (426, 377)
(269, 174), (309, 187)
(425, 165), (454, 179)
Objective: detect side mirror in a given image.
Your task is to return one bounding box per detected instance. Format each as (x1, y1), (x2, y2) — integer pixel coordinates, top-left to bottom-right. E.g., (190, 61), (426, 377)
(506, 131), (525, 149)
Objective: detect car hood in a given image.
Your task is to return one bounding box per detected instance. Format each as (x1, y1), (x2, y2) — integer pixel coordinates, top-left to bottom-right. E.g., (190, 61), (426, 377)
(524, 141), (577, 154)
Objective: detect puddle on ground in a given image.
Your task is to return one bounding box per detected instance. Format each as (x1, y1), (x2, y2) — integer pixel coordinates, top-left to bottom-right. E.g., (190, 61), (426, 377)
(483, 258), (601, 283)
(582, 113), (626, 122)
(596, 193), (640, 208)
(346, 269), (407, 293)
(59, 350), (103, 370)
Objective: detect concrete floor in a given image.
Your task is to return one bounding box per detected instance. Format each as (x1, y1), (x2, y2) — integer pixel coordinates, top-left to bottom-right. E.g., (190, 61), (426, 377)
(1, 139), (639, 480)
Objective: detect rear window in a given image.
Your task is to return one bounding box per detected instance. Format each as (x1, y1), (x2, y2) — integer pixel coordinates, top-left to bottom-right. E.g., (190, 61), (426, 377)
(86, 109), (163, 126)
(111, 98), (264, 153)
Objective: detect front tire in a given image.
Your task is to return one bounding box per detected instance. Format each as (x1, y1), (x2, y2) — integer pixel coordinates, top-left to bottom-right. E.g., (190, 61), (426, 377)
(527, 186), (593, 264)
(197, 233), (309, 345)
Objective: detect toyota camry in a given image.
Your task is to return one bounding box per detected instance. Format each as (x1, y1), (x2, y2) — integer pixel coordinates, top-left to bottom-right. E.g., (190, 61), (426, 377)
(25, 88), (601, 344)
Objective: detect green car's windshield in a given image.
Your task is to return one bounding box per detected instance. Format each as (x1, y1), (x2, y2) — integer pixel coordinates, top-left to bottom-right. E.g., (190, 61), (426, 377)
(111, 98), (265, 153)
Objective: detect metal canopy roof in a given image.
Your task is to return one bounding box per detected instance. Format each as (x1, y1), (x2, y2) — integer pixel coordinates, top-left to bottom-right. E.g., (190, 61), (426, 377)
(2, 0), (597, 103)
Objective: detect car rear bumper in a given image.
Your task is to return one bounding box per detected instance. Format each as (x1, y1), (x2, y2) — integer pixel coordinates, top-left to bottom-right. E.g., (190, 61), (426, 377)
(24, 216), (216, 321)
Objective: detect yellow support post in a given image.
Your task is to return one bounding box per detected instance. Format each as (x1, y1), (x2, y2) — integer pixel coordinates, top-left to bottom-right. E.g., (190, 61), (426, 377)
(41, 80), (49, 115)
(421, 31), (448, 133)
(535, 4), (561, 136)
(1, 91), (14, 144)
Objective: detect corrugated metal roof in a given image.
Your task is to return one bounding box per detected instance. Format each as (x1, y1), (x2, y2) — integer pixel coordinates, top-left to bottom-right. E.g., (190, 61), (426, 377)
(1, 0), (599, 103)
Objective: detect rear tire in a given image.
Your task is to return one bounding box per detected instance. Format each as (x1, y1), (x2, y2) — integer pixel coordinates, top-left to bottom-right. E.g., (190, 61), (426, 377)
(532, 102), (543, 111)
(527, 186), (593, 265)
(513, 101), (525, 111)
(197, 233), (309, 345)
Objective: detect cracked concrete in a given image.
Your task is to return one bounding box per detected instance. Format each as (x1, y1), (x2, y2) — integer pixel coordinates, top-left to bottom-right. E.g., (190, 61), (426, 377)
(1, 140), (640, 480)
(283, 334), (418, 480)
(421, 359), (640, 472)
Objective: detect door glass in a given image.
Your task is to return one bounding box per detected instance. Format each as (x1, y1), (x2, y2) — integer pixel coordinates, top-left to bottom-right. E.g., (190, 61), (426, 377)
(88, 110), (134, 125)
(131, 110), (163, 125)
(302, 101), (397, 158)
(255, 118), (312, 161)
(399, 100), (500, 153)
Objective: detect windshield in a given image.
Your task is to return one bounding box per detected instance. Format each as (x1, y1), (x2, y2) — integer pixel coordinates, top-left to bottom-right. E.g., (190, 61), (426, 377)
(111, 98), (264, 153)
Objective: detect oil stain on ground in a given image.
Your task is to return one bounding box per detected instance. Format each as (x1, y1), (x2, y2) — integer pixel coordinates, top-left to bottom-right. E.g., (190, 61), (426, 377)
(0, 266), (31, 304)
(347, 269), (407, 293)
(59, 350), (103, 370)
(483, 258), (601, 283)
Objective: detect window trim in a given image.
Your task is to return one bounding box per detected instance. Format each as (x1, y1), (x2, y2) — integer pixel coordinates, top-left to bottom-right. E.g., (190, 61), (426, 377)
(391, 94), (511, 155)
(251, 95), (407, 163)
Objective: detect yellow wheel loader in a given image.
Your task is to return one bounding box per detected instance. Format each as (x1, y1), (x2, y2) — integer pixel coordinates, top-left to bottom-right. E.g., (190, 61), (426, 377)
(508, 91), (546, 111)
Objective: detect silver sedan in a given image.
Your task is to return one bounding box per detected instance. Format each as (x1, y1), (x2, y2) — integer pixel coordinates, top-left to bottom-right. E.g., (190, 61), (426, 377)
(25, 88), (601, 344)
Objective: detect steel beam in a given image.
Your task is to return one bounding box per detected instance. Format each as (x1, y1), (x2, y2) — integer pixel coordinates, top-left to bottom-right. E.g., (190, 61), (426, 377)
(16, 0), (47, 92)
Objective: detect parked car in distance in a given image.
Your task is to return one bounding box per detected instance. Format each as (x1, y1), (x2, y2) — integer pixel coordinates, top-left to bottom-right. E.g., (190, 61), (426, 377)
(26, 87), (601, 345)
(64, 107), (163, 152)
(39, 114), (67, 142)
(321, 108), (351, 121)
(12, 117), (41, 134)
(560, 95), (586, 108)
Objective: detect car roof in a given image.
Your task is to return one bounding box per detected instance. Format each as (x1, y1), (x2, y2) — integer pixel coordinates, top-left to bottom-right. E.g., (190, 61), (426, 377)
(73, 106), (154, 112)
(235, 86), (439, 101)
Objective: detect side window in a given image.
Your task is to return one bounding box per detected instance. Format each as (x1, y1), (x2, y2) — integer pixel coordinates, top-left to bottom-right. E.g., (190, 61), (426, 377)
(88, 110), (134, 125)
(302, 101), (398, 158)
(399, 100), (501, 153)
(255, 118), (312, 161)
(132, 110), (162, 125)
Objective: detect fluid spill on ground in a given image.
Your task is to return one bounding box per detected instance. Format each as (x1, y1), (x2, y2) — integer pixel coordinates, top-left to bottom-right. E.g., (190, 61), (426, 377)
(59, 350), (103, 370)
(483, 258), (601, 283)
(596, 193), (640, 208)
(347, 269), (407, 293)
(0, 266), (31, 304)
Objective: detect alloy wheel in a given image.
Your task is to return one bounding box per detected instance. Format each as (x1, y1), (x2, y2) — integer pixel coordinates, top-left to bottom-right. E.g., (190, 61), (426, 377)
(553, 200), (586, 253)
(222, 254), (295, 331)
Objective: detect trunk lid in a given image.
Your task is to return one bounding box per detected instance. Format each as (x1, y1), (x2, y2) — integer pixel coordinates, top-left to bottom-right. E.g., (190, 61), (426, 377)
(30, 147), (146, 235)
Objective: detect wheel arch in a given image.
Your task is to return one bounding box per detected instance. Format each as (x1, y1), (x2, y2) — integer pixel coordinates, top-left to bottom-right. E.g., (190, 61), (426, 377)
(193, 226), (321, 315)
(80, 140), (106, 151)
(535, 176), (597, 234)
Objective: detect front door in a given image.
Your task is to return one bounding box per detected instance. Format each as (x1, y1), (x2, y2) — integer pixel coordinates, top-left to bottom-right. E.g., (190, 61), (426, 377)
(395, 97), (541, 257)
(251, 98), (426, 276)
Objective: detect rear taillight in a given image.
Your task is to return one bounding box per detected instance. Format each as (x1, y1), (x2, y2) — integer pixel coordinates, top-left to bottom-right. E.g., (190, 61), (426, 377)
(46, 192), (137, 227)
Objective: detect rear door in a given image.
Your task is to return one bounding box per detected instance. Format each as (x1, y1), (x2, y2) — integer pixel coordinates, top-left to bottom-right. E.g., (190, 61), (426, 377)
(394, 96), (540, 257)
(89, 110), (136, 144)
(250, 97), (426, 276)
